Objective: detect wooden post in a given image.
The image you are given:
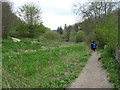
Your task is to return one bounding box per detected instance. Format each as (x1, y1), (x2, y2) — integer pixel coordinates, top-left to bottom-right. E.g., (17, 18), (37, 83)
(116, 50), (120, 64)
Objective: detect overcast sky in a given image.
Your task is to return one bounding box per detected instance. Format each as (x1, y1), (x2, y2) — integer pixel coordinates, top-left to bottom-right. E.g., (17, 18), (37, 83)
(9, 0), (89, 30)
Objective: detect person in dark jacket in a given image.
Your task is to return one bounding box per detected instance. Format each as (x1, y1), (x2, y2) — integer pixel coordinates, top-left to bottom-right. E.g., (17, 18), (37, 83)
(91, 42), (94, 50)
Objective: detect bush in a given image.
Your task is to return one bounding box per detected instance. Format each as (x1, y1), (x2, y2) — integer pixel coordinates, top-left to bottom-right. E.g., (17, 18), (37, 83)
(95, 14), (118, 56)
(75, 31), (85, 42)
(94, 11), (119, 89)
(86, 31), (96, 43)
(33, 24), (47, 37)
(15, 22), (30, 37)
(43, 31), (61, 41)
(69, 31), (76, 42)
(10, 22), (47, 38)
(62, 30), (69, 41)
(101, 47), (120, 89)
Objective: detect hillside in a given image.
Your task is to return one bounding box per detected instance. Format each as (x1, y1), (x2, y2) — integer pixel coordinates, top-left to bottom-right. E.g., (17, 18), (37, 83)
(2, 38), (91, 88)
(1, 1), (120, 89)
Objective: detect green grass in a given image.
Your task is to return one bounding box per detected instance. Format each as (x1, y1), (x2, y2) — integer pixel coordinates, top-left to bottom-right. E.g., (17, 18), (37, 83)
(2, 38), (91, 88)
(2, 37), (73, 54)
(101, 49), (120, 89)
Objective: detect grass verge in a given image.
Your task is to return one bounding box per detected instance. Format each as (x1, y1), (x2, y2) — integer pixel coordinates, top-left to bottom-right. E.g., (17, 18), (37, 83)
(101, 50), (120, 89)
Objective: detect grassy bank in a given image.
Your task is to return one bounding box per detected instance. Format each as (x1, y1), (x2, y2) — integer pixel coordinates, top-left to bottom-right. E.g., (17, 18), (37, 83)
(2, 38), (70, 54)
(2, 38), (91, 88)
(101, 49), (120, 89)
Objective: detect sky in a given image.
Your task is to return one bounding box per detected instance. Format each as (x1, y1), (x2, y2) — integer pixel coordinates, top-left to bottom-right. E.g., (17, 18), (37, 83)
(9, 0), (88, 30)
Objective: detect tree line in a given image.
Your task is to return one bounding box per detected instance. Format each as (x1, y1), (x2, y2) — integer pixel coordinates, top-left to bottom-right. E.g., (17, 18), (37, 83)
(54, 1), (119, 59)
(72, 1), (119, 59)
(2, 0), (119, 49)
(2, 1), (49, 39)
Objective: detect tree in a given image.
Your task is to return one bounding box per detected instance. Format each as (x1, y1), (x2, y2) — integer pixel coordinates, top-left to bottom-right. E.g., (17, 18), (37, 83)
(73, 1), (118, 43)
(69, 30), (76, 42)
(73, 23), (80, 32)
(63, 24), (80, 41)
(65, 25), (73, 41)
(75, 31), (85, 42)
(2, 1), (17, 38)
(57, 26), (63, 35)
(73, 1), (118, 23)
(64, 24), (67, 30)
(17, 3), (42, 37)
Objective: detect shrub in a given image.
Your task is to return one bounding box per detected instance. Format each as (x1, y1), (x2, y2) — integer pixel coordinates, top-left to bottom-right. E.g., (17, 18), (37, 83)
(33, 24), (46, 37)
(69, 31), (76, 42)
(62, 30), (69, 41)
(43, 31), (61, 41)
(10, 22), (47, 38)
(75, 31), (85, 42)
(101, 47), (120, 89)
(15, 22), (30, 37)
(86, 31), (96, 43)
(95, 14), (118, 56)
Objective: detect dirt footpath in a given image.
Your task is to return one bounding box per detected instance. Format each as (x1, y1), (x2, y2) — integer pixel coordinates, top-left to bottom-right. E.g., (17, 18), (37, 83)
(69, 51), (113, 88)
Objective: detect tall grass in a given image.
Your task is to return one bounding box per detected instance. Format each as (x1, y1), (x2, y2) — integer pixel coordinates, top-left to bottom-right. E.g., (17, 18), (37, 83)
(3, 40), (91, 88)
(2, 37), (72, 54)
(101, 47), (120, 89)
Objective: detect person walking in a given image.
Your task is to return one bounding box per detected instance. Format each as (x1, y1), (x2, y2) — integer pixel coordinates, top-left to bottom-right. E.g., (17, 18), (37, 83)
(92, 41), (97, 52)
(91, 42), (94, 50)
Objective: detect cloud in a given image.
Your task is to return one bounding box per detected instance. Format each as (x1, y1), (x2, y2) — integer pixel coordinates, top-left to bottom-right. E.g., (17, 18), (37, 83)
(10, 0), (84, 30)
(42, 12), (76, 30)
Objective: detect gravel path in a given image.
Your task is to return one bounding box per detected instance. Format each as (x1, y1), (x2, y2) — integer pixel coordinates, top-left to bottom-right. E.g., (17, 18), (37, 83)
(69, 51), (113, 88)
